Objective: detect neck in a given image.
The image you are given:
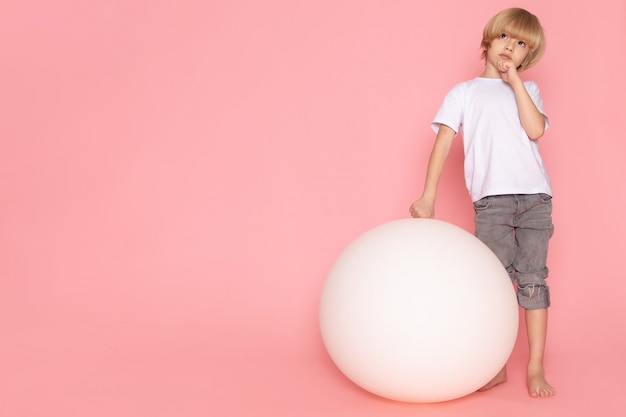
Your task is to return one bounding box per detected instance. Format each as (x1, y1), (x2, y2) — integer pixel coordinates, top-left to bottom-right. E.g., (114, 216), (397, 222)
(481, 64), (502, 79)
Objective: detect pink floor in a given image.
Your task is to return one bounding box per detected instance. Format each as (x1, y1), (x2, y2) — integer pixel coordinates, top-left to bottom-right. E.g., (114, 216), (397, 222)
(2, 312), (625, 416)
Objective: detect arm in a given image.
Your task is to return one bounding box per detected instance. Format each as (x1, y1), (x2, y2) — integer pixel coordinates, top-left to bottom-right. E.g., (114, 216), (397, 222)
(409, 124), (455, 219)
(498, 61), (546, 140)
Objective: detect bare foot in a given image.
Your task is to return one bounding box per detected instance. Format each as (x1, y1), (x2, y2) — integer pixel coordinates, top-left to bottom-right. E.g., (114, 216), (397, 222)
(478, 366), (507, 391)
(527, 363), (555, 398)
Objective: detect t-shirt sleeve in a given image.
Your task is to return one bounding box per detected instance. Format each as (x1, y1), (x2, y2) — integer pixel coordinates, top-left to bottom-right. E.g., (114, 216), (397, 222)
(525, 81), (550, 130)
(431, 83), (464, 135)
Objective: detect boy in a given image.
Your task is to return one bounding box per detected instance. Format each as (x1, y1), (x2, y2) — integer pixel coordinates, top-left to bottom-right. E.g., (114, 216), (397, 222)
(409, 8), (555, 398)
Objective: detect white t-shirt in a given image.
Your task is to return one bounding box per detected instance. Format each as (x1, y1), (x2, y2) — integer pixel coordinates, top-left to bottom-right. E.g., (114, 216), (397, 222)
(432, 77), (552, 202)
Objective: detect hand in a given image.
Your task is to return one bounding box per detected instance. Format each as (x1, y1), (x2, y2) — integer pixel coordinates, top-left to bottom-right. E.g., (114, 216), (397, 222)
(497, 59), (521, 84)
(409, 197), (435, 219)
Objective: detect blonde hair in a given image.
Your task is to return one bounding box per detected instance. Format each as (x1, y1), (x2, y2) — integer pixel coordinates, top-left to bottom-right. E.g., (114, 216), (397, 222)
(481, 8), (546, 71)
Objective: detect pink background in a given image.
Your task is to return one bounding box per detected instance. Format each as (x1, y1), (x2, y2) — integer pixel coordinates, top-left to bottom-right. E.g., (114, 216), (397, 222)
(1, 0), (625, 416)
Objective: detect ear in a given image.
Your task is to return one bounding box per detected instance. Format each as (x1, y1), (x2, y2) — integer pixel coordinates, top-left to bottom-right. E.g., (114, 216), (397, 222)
(480, 42), (489, 60)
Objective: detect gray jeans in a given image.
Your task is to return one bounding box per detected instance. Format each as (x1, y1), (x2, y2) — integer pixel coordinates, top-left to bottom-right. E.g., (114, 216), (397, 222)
(473, 194), (554, 310)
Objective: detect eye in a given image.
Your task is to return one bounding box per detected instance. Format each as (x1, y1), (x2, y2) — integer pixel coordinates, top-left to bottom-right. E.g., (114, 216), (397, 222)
(518, 40), (527, 47)
(500, 33), (508, 40)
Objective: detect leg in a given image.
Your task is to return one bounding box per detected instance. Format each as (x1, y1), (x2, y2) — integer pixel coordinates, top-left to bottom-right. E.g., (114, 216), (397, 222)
(526, 308), (556, 397)
(473, 196), (517, 392)
(513, 194), (555, 397)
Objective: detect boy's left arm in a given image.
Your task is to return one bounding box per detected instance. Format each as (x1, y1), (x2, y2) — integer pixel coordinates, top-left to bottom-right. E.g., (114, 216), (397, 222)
(499, 61), (546, 140)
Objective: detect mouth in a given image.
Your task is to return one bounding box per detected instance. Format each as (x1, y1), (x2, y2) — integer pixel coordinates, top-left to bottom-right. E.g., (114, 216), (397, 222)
(499, 54), (512, 60)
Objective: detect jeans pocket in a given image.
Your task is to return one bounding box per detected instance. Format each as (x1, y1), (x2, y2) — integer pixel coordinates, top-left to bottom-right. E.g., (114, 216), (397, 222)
(539, 193), (552, 203)
(473, 196), (491, 211)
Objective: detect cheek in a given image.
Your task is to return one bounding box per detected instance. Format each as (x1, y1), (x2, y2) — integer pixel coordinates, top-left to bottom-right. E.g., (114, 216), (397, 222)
(517, 50), (530, 62)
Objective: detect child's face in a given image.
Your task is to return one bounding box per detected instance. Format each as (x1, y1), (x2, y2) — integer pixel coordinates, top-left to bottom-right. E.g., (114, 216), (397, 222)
(485, 31), (530, 70)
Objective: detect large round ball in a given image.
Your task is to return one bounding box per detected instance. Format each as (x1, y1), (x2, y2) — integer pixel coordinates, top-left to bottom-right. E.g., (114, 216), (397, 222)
(319, 219), (518, 403)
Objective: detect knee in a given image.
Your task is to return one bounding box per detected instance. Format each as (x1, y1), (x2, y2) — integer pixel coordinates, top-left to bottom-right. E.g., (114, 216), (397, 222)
(517, 283), (550, 309)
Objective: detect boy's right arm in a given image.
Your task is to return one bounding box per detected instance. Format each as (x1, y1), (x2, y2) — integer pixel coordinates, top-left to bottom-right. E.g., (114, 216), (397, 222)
(409, 124), (455, 219)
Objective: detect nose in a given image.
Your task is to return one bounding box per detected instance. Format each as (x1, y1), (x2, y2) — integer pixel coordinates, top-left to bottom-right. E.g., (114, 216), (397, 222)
(505, 39), (515, 51)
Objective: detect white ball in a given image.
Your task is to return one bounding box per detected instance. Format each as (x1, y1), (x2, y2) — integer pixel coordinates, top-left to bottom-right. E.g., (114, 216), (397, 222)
(319, 219), (518, 403)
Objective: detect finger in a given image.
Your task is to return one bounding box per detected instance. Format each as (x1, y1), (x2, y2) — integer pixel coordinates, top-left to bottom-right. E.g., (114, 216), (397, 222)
(498, 60), (512, 71)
